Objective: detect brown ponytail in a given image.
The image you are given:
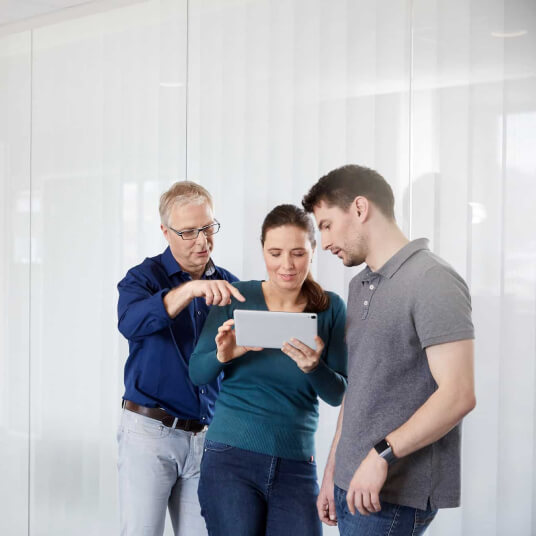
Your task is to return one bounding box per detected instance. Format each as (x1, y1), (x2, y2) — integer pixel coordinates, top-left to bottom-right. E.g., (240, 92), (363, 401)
(301, 272), (330, 313)
(261, 204), (330, 313)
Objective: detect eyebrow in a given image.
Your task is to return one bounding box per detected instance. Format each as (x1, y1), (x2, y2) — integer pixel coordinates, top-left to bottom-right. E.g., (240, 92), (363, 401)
(172, 220), (214, 230)
(267, 247), (307, 252)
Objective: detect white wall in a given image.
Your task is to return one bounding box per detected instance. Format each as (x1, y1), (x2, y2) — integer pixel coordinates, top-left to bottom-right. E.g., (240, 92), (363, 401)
(0, 0), (535, 534)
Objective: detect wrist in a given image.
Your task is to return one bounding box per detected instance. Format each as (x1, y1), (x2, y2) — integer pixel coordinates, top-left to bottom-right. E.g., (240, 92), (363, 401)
(373, 438), (397, 466)
(184, 280), (195, 301)
(216, 351), (228, 363)
(302, 358), (321, 374)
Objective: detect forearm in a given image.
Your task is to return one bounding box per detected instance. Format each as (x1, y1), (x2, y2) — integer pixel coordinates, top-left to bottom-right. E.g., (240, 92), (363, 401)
(189, 304), (233, 385)
(306, 360), (347, 406)
(163, 282), (194, 318)
(323, 398), (345, 479)
(387, 385), (476, 459)
(189, 348), (226, 385)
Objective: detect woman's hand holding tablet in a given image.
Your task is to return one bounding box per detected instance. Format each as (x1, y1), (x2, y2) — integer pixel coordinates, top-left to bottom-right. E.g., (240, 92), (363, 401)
(215, 319), (263, 363)
(280, 336), (325, 374)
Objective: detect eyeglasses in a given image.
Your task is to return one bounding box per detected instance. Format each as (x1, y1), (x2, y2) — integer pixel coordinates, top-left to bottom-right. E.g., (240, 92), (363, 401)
(167, 220), (220, 240)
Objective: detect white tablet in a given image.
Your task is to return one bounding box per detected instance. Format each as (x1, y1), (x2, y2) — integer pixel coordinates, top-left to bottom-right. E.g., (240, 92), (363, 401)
(234, 309), (318, 349)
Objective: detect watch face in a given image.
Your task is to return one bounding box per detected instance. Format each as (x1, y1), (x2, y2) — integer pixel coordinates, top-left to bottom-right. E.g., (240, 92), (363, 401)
(374, 439), (397, 465)
(374, 439), (390, 454)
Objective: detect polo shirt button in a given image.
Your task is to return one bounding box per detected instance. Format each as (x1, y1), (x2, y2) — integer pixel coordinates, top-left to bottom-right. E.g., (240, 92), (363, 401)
(369, 285), (374, 290)
(364, 300), (369, 306)
(202, 416), (206, 421)
(200, 389), (205, 394)
(197, 311), (201, 316)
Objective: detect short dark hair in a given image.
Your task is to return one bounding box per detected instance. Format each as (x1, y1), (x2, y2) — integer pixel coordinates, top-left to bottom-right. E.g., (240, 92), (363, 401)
(302, 164), (395, 219)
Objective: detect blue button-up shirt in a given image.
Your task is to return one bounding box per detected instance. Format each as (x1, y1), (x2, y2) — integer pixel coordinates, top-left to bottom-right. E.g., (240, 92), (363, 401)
(117, 246), (238, 422)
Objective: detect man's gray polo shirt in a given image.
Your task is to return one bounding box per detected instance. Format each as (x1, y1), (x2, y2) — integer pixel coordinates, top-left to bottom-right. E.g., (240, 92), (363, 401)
(335, 238), (474, 510)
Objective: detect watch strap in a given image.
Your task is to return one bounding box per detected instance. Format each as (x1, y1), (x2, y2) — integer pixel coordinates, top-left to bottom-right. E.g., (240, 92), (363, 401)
(374, 438), (397, 465)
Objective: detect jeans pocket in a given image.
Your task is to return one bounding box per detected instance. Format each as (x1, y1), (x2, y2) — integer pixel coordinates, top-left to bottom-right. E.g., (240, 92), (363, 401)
(334, 486), (348, 512)
(414, 507), (438, 528)
(127, 418), (170, 439)
(204, 439), (234, 452)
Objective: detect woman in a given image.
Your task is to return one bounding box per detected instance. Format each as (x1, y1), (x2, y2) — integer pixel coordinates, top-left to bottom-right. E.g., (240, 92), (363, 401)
(189, 204), (347, 536)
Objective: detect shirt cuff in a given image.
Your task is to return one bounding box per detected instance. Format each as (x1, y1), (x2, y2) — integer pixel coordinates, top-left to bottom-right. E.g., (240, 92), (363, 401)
(304, 357), (330, 381)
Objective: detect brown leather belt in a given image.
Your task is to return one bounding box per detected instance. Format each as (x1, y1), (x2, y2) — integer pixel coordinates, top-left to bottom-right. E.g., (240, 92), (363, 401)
(123, 400), (206, 433)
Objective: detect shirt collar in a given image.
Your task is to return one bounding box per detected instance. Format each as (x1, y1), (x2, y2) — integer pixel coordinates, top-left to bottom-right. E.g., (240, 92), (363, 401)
(162, 246), (218, 279)
(359, 238), (430, 281)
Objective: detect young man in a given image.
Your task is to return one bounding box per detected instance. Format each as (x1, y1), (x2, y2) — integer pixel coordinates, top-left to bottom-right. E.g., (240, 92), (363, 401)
(303, 165), (476, 536)
(117, 181), (244, 536)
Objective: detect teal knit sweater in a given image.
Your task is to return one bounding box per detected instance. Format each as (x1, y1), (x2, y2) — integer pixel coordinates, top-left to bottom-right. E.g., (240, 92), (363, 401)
(189, 280), (347, 461)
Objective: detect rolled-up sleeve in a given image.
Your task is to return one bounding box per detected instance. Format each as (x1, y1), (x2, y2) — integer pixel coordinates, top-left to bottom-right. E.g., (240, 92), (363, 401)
(117, 269), (173, 341)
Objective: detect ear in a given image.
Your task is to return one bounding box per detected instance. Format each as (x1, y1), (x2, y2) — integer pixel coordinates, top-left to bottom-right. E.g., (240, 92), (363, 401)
(353, 196), (370, 222)
(161, 223), (171, 244)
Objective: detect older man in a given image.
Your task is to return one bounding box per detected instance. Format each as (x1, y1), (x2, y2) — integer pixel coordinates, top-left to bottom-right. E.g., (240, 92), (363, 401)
(303, 165), (476, 536)
(117, 181), (243, 536)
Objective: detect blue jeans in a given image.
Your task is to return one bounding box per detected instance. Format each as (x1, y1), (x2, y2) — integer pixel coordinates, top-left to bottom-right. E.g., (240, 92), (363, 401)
(198, 439), (322, 536)
(334, 485), (437, 536)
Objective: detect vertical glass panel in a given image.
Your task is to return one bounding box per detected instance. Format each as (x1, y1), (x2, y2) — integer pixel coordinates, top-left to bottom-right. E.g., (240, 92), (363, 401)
(29, 1), (187, 534)
(412, 0), (504, 534)
(498, 0), (536, 534)
(189, 3), (411, 535)
(413, 0), (536, 535)
(0, 30), (31, 536)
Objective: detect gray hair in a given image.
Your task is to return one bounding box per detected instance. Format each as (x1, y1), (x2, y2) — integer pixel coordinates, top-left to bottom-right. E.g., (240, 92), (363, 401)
(159, 181), (214, 226)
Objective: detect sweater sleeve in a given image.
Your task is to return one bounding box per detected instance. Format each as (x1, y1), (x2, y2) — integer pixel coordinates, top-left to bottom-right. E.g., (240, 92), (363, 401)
(189, 300), (232, 385)
(305, 293), (348, 406)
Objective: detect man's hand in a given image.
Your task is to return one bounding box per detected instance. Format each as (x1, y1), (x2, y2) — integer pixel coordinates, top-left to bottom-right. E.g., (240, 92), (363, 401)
(188, 280), (245, 306)
(346, 448), (388, 516)
(281, 336), (325, 373)
(163, 280), (245, 318)
(215, 319), (262, 363)
(317, 471), (337, 526)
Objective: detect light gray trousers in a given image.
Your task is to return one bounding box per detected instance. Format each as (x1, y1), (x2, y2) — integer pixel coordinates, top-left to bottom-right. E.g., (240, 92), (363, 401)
(117, 409), (208, 536)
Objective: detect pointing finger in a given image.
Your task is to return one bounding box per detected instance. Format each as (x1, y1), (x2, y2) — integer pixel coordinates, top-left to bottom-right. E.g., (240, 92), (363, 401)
(228, 285), (246, 302)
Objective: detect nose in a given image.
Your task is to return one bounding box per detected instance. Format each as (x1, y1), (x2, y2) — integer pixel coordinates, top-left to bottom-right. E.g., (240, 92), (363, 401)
(195, 230), (209, 247)
(282, 252), (294, 269)
(321, 232), (331, 251)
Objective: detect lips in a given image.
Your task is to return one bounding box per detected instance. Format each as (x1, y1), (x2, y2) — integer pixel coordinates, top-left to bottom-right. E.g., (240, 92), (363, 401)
(279, 273), (296, 281)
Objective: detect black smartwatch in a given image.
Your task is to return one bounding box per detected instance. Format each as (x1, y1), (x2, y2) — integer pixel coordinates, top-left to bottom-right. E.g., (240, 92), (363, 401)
(374, 439), (397, 466)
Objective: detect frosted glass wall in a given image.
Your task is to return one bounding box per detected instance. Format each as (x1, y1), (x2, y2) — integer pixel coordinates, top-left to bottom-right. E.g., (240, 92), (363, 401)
(0, 30), (31, 536)
(0, 0), (535, 534)
(1, 1), (187, 534)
